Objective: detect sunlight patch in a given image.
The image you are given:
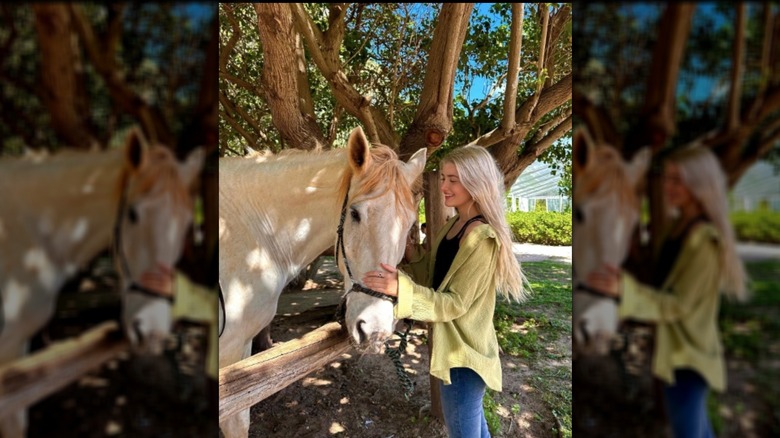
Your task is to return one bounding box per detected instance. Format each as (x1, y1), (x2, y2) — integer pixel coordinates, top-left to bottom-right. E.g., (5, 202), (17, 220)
(71, 218), (89, 242)
(329, 422), (345, 434)
(24, 247), (58, 290)
(105, 421), (122, 436)
(302, 377), (332, 387)
(3, 278), (31, 318)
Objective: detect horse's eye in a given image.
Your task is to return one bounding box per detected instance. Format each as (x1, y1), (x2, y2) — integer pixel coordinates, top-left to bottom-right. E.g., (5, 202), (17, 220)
(350, 208), (360, 223)
(127, 206), (139, 224)
(573, 207), (584, 224)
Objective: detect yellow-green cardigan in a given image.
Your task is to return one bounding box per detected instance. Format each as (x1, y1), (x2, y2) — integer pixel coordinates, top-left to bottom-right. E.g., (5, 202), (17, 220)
(619, 222), (726, 391)
(397, 215), (503, 391)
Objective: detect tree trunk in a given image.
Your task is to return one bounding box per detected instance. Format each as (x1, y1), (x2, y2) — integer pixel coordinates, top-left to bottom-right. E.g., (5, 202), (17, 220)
(177, 16), (219, 288)
(641, 4), (695, 260)
(33, 4), (98, 149)
(254, 4), (325, 151)
(398, 3), (474, 161)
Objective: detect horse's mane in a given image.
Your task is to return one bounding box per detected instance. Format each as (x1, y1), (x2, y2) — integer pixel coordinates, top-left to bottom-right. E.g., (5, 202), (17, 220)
(123, 147), (191, 208)
(337, 145), (417, 212)
(575, 147), (639, 213)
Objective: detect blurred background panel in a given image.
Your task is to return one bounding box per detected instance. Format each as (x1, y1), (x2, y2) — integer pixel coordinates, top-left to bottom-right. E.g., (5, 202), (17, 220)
(0, 3), (218, 437)
(574, 3), (780, 437)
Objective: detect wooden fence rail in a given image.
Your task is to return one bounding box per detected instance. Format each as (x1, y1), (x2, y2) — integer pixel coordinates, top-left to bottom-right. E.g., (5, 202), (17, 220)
(0, 321), (128, 417)
(219, 321), (351, 419)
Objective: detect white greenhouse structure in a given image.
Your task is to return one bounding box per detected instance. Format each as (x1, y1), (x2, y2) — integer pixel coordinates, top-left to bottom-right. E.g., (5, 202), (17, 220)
(507, 160), (570, 212)
(730, 161), (780, 212)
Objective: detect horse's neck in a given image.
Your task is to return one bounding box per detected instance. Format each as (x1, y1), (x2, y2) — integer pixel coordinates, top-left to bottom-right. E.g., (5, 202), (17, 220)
(0, 149), (125, 294)
(223, 150), (346, 281)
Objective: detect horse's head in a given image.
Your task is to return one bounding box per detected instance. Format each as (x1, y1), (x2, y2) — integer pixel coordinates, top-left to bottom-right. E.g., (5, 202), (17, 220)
(572, 127), (650, 355)
(337, 127), (426, 353)
(115, 128), (205, 355)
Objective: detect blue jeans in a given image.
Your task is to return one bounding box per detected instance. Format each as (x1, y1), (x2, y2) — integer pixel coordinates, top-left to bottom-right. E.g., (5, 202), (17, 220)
(664, 369), (715, 438)
(439, 367), (491, 438)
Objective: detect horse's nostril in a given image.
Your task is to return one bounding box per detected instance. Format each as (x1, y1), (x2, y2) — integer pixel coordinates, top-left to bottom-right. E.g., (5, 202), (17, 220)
(356, 319), (368, 344)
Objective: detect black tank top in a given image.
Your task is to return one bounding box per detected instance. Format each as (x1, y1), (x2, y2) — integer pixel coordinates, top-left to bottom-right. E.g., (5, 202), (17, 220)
(653, 216), (707, 288)
(432, 215), (486, 290)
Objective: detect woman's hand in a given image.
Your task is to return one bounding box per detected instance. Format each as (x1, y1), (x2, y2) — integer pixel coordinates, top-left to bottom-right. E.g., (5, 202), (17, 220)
(585, 264), (621, 299)
(362, 263), (399, 297)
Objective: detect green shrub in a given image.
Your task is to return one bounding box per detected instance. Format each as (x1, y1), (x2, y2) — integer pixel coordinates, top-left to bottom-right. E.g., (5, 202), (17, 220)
(483, 390), (502, 436)
(506, 211), (572, 245)
(730, 211), (780, 244)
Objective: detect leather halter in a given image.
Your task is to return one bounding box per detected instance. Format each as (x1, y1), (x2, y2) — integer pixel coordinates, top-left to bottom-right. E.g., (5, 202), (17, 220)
(575, 282), (619, 302)
(113, 173), (175, 304)
(335, 189), (397, 305)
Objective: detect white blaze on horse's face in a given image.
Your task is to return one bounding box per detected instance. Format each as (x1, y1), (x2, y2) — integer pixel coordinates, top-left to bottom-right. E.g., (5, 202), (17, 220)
(339, 127), (426, 352)
(117, 130), (205, 355)
(572, 127), (650, 355)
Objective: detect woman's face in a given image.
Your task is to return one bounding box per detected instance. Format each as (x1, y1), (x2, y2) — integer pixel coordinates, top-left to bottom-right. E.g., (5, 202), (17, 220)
(440, 162), (473, 211)
(663, 162), (694, 209)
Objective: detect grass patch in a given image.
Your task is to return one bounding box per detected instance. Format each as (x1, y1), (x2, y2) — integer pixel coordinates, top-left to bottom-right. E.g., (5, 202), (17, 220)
(712, 259), (780, 435)
(483, 390), (502, 435)
(490, 260), (572, 437)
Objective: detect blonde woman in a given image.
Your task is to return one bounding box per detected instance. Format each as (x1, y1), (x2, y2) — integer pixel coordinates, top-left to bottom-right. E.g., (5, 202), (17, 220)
(363, 145), (528, 438)
(586, 146), (746, 438)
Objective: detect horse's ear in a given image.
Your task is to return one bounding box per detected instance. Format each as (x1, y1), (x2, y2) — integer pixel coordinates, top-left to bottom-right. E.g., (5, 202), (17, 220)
(572, 127), (596, 176)
(124, 127), (149, 171)
(347, 127), (371, 173)
(179, 147), (206, 187)
(627, 147), (652, 187)
(402, 147), (427, 186)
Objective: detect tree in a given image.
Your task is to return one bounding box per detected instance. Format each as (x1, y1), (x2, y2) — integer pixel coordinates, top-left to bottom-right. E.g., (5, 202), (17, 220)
(575, 3), (780, 253)
(219, 3), (572, 240)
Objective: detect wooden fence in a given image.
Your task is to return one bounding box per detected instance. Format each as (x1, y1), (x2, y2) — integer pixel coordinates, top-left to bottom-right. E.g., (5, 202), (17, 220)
(218, 321), (350, 418)
(0, 321), (128, 417)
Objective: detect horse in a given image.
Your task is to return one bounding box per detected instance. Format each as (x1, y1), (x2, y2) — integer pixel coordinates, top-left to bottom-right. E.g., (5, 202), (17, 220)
(218, 126), (426, 438)
(0, 128), (204, 437)
(572, 127), (650, 356)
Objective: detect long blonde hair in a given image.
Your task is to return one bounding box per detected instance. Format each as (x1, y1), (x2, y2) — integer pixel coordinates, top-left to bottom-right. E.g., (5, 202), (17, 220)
(442, 145), (530, 302)
(668, 146), (747, 300)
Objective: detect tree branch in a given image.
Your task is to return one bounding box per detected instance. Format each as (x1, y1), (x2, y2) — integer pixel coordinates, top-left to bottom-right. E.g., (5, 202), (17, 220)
(640, 3), (695, 147)
(726, 3), (746, 131)
(398, 3), (474, 159)
(289, 3), (393, 147)
(474, 73), (572, 148)
(502, 3), (524, 134)
(220, 71), (263, 96)
(220, 4), (242, 74)
(253, 3), (325, 150)
(33, 4), (99, 149)
(747, 3), (774, 121)
(68, 4), (173, 145)
(219, 105), (258, 150)
(517, 5), (549, 125)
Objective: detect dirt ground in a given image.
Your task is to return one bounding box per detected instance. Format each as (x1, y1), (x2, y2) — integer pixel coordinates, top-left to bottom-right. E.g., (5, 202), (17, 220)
(247, 257), (570, 438)
(24, 257), (218, 438)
